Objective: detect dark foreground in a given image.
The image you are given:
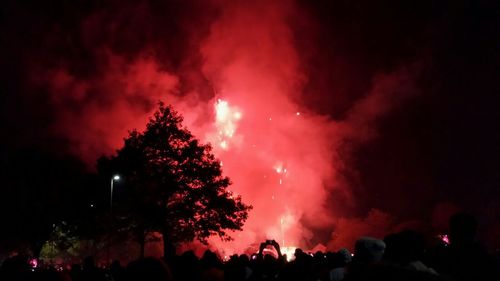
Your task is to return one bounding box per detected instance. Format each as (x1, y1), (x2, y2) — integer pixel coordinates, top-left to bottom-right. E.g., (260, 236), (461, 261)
(1, 213), (499, 281)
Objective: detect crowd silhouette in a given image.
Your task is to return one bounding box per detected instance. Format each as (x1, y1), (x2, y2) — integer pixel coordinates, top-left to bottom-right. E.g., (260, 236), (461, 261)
(1, 213), (498, 281)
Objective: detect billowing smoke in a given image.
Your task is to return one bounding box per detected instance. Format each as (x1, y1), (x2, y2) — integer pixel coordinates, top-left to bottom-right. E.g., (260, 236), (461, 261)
(196, 0), (420, 253)
(22, 0), (426, 253)
(40, 53), (179, 160)
(198, 0), (337, 252)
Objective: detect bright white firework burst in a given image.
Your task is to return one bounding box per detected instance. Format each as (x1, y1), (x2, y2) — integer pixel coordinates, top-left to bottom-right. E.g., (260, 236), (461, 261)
(215, 99), (242, 150)
(213, 99), (300, 255)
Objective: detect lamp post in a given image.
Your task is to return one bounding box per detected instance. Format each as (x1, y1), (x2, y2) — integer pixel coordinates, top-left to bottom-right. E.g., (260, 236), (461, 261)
(107, 175), (120, 266)
(110, 175), (120, 211)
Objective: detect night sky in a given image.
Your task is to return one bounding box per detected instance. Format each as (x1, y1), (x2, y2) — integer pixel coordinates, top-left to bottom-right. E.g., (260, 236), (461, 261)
(1, 0), (499, 252)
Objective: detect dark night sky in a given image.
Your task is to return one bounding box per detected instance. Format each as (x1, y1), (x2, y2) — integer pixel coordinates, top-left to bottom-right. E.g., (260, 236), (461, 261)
(1, 0), (499, 249)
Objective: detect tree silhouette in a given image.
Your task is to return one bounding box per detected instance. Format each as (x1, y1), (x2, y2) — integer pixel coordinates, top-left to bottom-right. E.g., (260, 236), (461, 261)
(99, 102), (251, 257)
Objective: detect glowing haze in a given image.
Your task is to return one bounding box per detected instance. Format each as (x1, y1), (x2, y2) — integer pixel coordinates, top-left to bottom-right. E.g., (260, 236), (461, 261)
(36, 0), (419, 254)
(3, 0), (500, 255)
(190, 0), (415, 253)
(199, 0), (340, 253)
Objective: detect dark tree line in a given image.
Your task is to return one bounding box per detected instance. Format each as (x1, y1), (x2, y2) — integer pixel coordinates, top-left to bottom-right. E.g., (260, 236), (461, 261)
(0, 102), (251, 260)
(97, 102), (251, 258)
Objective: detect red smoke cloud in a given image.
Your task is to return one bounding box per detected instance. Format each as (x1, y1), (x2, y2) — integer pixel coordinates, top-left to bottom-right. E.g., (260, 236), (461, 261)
(199, 0), (338, 252)
(41, 51), (179, 160)
(36, 0), (421, 254)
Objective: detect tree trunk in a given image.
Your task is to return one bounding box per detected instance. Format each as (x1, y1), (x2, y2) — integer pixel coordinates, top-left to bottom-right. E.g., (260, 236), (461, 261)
(161, 230), (176, 260)
(135, 227), (146, 259)
(30, 240), (44, 259)
(139, 234), (145, 259)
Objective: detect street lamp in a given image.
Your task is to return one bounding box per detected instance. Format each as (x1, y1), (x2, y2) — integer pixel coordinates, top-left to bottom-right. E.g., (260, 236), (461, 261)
(110, 175), (120, 211)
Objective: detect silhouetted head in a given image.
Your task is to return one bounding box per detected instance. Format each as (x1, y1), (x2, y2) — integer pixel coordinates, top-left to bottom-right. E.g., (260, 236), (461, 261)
(314, 251), (324, 260)
(126, 257), (172, 281)
(383, 233), (401, 262)
(449, 212), (477, 245)
(239, 254), (249, 265)
(294, 248), (304, 259)
(110, 259), (124, 278)
(398, 230), (425, 263)
(229, 254), (239, 263)
(263, 253), (276, 263)
(70, 264), (81, 273)
(111, 260), (122, 269)
(201, 250), (222, 268)
(354, 237), (386, 263)
(180, 250), (198, 264)
(337, 248), (352, 265)
(384, 230), (427, 264)
(82, 256), (96, 270)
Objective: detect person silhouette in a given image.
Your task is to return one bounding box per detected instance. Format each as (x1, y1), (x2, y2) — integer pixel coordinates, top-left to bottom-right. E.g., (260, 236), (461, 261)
(126, 257), (173, 281)
(428, 212), (496, 281)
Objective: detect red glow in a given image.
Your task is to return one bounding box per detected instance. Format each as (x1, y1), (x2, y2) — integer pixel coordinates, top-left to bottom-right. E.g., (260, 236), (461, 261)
(438, 234), (450, 245)
(194, 1), (340, 254)
(39, 0), (419, 255)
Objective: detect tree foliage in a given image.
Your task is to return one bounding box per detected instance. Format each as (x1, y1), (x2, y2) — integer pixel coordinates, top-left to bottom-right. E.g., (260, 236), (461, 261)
(99, 102), (251, 252)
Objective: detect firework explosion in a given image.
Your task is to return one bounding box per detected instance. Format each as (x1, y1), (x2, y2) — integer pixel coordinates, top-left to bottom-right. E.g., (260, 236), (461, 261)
(1, 0), (499, 261)
(36, 0), (416, 255)
(204, 95), (336, 254)
(13, 0), (499, 255)
(189, 1), (341, 254)
(175, 1), (416, 254)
